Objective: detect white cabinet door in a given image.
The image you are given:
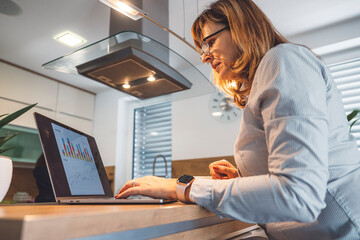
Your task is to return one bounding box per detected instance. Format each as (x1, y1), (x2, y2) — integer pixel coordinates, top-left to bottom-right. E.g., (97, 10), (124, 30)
(0, 61), (58, 110)
(0, 62), (95, 132)
(0, 98), (56, 129)
(56, 84), (95, 120)
(55, 112), (93, 135)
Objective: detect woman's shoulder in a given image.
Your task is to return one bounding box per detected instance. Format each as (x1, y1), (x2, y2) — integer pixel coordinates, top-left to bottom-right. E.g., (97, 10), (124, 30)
(256, 43), (324, 77)
(262, 43), (319, 64)
(252, 43), (327, 92)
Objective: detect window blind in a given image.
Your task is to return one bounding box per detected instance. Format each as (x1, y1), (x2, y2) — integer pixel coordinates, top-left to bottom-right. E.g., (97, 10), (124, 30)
(328, 57), (360, 148)
(132, 102), (172, 178)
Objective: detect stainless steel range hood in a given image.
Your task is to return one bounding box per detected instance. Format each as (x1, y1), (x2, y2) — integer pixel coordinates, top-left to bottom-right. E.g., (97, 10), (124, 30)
(42, 31), (214, 101)
(76, 46), (191, 99)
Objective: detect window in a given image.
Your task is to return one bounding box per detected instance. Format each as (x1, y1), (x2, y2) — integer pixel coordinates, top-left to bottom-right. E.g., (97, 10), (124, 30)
(329, 58), (360, 148)
(132, 102), (172, 178)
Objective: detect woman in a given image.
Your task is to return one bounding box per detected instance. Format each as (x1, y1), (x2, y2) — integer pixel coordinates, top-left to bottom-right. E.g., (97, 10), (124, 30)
(116, 0), (360, 239)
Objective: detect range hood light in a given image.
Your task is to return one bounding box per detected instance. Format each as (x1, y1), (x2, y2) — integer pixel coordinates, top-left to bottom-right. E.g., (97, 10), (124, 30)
(122, 82), (131, 88)
(99, 0), (146, 20)
(147, 75), (155, 82)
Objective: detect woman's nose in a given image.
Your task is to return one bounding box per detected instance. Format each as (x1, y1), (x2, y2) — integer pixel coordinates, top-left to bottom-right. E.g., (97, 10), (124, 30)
(201, 53), (212, 63)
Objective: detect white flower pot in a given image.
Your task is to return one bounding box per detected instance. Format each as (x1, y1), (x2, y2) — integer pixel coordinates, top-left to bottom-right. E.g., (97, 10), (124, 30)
(0, 156), (13, 202)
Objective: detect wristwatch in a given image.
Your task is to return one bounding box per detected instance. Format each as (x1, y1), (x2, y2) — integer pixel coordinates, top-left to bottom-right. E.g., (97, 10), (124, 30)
(176, 174), (195, 203)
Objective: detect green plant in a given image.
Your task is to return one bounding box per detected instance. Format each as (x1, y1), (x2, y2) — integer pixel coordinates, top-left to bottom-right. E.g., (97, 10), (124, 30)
(0, 103), (37, 154)
(347, 109), (360, 131)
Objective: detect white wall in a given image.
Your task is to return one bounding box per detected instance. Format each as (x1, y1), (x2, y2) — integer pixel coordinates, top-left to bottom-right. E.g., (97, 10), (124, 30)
(93, 89), (135, 192)
(168, 0), (241, 161)
(93, 89), (128, 166)
(172, 93), (241, 160)
(114, 96), (134, 193)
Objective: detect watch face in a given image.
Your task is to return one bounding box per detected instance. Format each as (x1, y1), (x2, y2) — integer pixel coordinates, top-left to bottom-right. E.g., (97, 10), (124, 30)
(210, 91), (242, 122)
(178, 175), (194, 184)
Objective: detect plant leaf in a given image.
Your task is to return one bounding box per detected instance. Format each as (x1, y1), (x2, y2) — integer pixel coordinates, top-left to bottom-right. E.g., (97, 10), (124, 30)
(347, 109), (360, 122)
(350, 118), (360, 131)
(0, 133), (18, 148)
(0, 103), (37, 129)
(0, 146), (16, 155)
(0, 113), (9, 118)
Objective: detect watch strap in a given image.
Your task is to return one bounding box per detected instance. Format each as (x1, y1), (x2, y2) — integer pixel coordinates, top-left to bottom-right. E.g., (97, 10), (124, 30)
(176, 183), (188, 203)
(176, 176), (195, 203)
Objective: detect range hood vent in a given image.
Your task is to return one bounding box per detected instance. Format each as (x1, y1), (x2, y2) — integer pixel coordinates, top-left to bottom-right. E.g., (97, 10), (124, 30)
(76, 46), (191, 99)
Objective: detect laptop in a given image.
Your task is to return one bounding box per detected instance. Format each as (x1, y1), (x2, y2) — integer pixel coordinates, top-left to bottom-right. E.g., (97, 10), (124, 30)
(34, 112), (173, 204)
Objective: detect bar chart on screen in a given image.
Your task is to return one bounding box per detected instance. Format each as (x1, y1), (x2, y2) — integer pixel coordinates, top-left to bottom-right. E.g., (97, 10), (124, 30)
(61, 137), (94, 162)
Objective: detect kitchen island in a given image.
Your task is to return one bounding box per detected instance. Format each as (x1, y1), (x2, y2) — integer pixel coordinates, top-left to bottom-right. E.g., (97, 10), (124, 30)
(0, 202), (252, 240)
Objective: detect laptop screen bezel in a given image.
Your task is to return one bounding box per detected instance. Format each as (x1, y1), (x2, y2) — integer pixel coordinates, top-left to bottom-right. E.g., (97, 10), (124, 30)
(34, 112), (114, 199)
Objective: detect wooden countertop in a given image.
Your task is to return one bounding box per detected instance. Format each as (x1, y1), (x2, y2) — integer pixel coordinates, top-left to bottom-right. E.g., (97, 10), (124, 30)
(0, 202), (252, 240)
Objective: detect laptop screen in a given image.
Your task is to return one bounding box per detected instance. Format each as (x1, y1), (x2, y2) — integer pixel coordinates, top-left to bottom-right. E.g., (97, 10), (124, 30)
(51, 123), (104, 196)
(34, 112), (113, 199)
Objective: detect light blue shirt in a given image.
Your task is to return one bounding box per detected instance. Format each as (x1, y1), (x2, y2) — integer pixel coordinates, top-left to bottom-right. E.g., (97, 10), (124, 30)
(190, 44), (360, 240)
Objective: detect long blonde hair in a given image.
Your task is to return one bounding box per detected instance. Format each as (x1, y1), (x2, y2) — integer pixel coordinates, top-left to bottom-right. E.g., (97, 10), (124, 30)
(192, 0), (288, 108)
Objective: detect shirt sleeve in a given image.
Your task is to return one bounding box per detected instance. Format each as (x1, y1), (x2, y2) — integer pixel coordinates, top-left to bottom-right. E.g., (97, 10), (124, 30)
(189, 45), (330, 224)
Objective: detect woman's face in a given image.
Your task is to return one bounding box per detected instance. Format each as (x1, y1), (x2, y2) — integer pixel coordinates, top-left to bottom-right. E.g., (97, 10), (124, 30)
(201, 22), (238, 81)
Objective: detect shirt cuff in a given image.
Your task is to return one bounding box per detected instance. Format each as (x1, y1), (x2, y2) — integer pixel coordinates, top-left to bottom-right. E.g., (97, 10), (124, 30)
(189, 178), (215, 206)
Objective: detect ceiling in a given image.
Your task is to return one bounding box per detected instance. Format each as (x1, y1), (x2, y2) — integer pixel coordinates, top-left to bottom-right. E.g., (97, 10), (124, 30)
(1, 0), (360, 94)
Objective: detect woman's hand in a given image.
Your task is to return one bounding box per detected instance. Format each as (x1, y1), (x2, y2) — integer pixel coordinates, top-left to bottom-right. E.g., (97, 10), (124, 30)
(115, 176), (177, 200)
(209, 160), (239, 179)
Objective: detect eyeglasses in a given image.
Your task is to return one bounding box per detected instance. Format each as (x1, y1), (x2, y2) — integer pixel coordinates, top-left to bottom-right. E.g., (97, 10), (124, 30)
(199, 26), (229, 56)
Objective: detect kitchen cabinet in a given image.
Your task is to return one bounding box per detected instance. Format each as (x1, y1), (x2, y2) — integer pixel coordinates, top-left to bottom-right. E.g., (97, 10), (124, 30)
(55, 111), (93, 135)
(0, 90), (94, 133)
(0, 61), (95, 166)
(0, 98), (55, 129)
(56, 83), (95, 120)
(0, 61), (95, 133)
(0, 61), (58, 110)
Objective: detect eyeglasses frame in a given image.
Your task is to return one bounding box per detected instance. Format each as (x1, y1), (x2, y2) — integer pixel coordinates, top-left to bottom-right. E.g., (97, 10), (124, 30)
(199, 26), (230, 56)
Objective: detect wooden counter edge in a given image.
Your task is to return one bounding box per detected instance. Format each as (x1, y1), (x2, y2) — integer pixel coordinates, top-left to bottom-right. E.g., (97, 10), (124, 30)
(0, 203), (252, 240)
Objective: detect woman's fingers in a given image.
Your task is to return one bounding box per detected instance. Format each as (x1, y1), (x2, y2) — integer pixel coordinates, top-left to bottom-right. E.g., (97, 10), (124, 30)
(210, 166), (228, 179)
(216, 159), (236, 168)
(213, 165), (230, 174)
(210, 170), (226, 179)
(116, 179), (141, 198)
(209, 160), (239, 179)
(117, 180), (135, 195)
(213, 165), (231, 178)
(116, 187), (141, 199)
(209, 160), (233, 169)
(215, 165), (238, 178)
(115, 176), (177, 200)
(210, 169), (228, 179)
